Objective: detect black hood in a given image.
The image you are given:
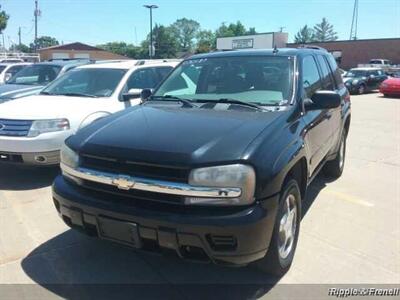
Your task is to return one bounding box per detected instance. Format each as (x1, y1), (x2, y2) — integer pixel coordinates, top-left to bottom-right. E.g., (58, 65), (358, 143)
(69, 104), (285, 167)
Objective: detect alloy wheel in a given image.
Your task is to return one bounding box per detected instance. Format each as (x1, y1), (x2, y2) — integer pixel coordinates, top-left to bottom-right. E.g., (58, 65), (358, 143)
(278, 194), (297, 259)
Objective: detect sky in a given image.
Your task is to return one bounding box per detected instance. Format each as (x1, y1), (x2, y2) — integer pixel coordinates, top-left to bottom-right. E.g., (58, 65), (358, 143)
(1, 0), (399, 48)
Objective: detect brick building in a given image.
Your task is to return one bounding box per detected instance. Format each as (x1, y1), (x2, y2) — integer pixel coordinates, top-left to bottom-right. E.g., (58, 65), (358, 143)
(287, 38), (400, 70)
(38, 42), (129, 61)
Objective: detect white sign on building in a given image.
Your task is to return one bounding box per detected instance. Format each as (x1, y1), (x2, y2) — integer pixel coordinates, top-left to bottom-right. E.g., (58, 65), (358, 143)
(217, 32), (288, 51)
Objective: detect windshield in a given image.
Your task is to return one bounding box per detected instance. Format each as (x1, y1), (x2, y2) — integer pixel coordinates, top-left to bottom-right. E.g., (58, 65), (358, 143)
(0, 65), (7, 73)
(41, 68), (127, 98)
(154, 56), (294, 106)
(7, 64), (61, 85)
(344, 70), (368, 77)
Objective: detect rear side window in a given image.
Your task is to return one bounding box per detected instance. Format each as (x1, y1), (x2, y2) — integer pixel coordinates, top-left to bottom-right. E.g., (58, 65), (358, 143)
(326, 54), (344, 88)
(155, 67), (173, 81)
(316, 55), (335, 90)
(371, 70), (380, 76)
(7, 65), (25, 77)
(126, 68), (159, 90)
(302, 56), (322, 98)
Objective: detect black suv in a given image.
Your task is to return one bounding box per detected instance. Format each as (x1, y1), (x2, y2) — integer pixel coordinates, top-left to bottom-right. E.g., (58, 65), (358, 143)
(52, 48), (351, 275)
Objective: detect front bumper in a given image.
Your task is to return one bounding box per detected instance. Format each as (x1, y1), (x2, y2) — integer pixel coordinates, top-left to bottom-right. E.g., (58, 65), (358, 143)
(380, 86), (400, 95)
(52, 176), (279, 266)
(0, 150), (60, 165)
(0, 130), (72, 165)
(0, 130), (71, 153)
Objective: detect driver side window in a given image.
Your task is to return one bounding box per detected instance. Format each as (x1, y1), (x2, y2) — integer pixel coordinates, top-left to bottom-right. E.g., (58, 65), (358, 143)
(126, 68), (159, 90)
(302, 56), (322, 99)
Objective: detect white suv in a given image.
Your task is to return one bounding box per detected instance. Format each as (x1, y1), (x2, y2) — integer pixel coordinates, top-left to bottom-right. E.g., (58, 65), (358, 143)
(0, 62), (31, 84)
(0, 60), (179, 165)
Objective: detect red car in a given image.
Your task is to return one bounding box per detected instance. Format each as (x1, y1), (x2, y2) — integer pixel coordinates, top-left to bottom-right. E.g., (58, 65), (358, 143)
(380, 76), (400, 96)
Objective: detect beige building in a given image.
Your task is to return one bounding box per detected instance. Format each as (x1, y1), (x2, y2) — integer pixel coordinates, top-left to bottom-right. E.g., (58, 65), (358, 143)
(38, 42), (129, 61)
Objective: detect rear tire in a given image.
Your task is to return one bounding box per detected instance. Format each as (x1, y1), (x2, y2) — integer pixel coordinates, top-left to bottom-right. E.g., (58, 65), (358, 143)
(252, 179), (301, 276)
(323, 129), (347, 178)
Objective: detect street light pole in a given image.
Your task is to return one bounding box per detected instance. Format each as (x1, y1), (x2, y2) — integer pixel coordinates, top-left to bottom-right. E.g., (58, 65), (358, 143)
(143, 4), (158, 59)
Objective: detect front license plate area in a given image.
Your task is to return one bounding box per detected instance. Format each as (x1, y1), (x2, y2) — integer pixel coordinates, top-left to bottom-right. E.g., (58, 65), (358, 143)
(97, 217), (142, 248)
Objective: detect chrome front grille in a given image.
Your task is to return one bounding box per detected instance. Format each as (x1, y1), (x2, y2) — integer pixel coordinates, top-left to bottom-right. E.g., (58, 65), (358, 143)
(0, 119), (33, 137)
(80, 154), (190, 183)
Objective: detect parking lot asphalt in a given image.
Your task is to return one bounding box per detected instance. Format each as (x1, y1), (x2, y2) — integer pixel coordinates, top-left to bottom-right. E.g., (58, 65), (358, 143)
(0, 93), (399, 299)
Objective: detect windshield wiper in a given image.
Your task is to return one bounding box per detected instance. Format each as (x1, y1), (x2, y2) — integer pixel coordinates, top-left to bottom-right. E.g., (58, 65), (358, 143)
(196, 98), (265, 111)
(57, 92), (98, 98)
(40, 91), (54, 95)
(150, 95), (195, 108)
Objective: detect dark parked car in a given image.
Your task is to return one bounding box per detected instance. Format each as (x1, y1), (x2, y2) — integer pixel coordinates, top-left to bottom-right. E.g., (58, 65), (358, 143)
(0, 60), (90, 104)
(52, 48), (351, 275)
(343, 67), (387, 95)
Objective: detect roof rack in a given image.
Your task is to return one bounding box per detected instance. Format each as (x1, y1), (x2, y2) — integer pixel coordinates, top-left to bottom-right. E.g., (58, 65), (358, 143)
(46, 58), (92, 62)
(297, 45), (328, 51)
(0, 52), (40, 62)
(134, 59), (182, 66)
(94, 59), (134, 64)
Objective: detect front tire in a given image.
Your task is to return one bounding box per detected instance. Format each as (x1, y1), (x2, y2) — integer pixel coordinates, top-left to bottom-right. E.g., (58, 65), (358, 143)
(358, 84), (365, 95)
(252, 179), (301, 276)
(323, 129), (347, 178)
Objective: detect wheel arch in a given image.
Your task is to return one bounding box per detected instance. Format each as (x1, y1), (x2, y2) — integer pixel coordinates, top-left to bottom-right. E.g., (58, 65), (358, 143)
(344, 115), (351, 136)
(281, 157), (308, 201)
(78, 111), (112, 131)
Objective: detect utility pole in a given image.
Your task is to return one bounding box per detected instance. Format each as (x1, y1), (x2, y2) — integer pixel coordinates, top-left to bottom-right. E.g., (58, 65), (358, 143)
(18, 27), (21, 46)
(350, 0), (359, 40)
(143, 4), (158, 59)
(34, 0), (40, 50)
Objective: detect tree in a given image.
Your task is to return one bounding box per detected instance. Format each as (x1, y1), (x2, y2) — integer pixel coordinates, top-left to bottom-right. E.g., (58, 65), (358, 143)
(31, 36), (59, 50)
(294, 25), (315, 43)
(171, 18), (200, 51)
(96, 42), (141, 58)
(0, 5), (9, 49)
(0, 5), (9, 35)
(246, 27), (257, 35)
(313, 18), (338, 42)
(196, 30), (215, 53)
(215, 21), (247, 38)
(143, 24), (180, 58)
(10, 43), (30, 53)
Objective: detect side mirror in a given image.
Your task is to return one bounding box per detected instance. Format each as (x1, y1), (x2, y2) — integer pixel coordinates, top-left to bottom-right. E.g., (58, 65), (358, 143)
(140, 88), (153, 101)
(121, 88), (142, 102)
(4, 73), (12, 83)
(306, 91), (341, 110)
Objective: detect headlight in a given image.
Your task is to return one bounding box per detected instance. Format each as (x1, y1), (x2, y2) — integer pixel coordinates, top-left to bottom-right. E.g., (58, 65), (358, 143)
(352, 79), (359, 84)
(187, 164), (256, 206)
(60, 143), (79, 169)
(28, 118), (70, 137)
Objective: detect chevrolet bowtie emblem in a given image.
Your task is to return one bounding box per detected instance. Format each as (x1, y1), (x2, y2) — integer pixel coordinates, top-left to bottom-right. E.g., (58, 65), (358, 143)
(112, 176), (135, 190)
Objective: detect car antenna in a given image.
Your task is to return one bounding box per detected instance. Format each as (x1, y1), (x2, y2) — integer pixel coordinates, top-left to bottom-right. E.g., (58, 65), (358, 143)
(273, 45), (279, 54)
